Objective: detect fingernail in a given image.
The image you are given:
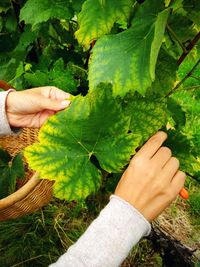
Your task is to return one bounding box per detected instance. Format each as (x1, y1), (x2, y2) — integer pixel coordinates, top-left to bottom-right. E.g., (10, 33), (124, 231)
(61, 100), (71, 108)
(65, 93), (71, 99)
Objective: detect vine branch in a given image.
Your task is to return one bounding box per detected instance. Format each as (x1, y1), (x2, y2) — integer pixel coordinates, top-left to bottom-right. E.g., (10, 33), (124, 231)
(174, 85), (200, 92)
(190, 75), (200, 81)
(166, 58), (200, 97)
(186, 172), (200, 184)
(177, 31), (200, 65)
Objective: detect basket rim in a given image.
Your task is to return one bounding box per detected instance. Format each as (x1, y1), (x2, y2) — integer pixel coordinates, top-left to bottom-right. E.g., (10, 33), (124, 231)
(0, 172), (40, 210)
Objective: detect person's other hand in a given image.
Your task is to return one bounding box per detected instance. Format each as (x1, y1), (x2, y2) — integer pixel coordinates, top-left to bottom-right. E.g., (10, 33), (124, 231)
(6, 86), (71, 128)
(115, 131), (186, 222)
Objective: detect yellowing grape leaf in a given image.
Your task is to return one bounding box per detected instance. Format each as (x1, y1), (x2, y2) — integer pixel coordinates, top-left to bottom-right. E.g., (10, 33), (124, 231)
(75, 0), (136, 46)
(122, 93), (167, 143)
(25, 84), (140, 200)
(89, 0), (170, 97)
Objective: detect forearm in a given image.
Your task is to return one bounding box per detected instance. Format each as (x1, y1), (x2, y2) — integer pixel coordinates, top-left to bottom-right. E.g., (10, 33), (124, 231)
(0, 90), (20, 136)
(50, 195), (151, 267)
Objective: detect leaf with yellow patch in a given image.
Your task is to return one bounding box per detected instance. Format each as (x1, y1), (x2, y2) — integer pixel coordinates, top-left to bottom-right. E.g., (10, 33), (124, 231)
(24, 84), (140, 200)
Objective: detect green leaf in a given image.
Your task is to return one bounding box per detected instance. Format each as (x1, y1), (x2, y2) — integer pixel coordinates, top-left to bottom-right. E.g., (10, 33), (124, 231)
(12, 26), (36, 59)
(167, 13), (198, 44)
(0, 58), (18, 81)
(149, 49), (178, 96)
(20, 0), (73, 29)
(168, 0), (183, 9)
(0, 150), (24, 199)
(24, 84), (141, 200)
(75, 0), (135, 46)
(24, 70), (49, 87)
(0, 16), (3, 32)
(49, 59), (78, 93)
(71, 0), (87, 14)
(0, 149), (12, 166)
(24, 58), (78, 93)
(89, 0), (170, 97)
(5, 10), (17, 32)
(167, 98), (186, 129)
(9, 61), (25, 84)
(164, 131), (200, 179)
(122, 93), (167, 143)
(0, 26), (36, 82)
(183, 0), (200, 27)
(0, 0), (11, 14)
(172, 89), (200, 157)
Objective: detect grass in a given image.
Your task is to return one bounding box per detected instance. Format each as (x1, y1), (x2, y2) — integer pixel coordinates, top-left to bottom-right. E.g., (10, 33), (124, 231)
(0, 190), (199, 267)
(0, 200), (90, 266)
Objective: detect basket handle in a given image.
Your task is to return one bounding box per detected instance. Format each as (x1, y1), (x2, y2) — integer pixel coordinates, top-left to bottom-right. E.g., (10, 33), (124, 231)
(0, 172), (41, 210)
(0, 80), (14, 91)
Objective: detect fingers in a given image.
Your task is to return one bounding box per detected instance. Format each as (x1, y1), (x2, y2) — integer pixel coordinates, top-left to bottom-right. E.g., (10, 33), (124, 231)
(151, 146), (172, 169)
(29, 86), (71, 101)
(135, 131), (167, 159)
(170, 171), (186, 197)
(39, 110), (56, 126)
(41, 96), (71, 111)
(161, 157), (180, 181)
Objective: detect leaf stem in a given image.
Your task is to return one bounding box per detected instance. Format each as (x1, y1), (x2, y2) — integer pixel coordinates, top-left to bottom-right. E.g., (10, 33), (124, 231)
(186, 172), (200, 184)
(190, 75), (200, 81)
(177, 31), (200, 65)
(174, 85), (200, 92)
(166, 24), (187, 53)
(166, 58), (200, 97)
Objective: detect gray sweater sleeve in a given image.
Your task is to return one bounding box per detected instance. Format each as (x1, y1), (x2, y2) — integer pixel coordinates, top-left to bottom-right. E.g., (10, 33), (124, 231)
(0, 89), (21, 136)
(0, 90), (20, 136)
(50, 195), (151, 267)
(0, 92), (151, 267)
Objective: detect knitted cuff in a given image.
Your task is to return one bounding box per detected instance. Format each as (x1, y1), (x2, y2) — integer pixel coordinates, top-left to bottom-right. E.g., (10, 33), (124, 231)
(0, 89), (21, 136)
(110, 194), (151, 236)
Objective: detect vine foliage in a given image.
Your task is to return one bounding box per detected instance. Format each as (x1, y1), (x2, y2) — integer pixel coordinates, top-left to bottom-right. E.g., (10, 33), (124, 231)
(0, 0), (200, 200)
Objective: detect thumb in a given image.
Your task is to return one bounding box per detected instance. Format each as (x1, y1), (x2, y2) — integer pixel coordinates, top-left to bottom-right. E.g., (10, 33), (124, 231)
(41, 97), (71, 111)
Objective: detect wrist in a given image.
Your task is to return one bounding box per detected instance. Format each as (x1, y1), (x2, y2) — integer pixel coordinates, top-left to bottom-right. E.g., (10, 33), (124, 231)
(110, 194), (151, 236)
(5, 90), (18, 127)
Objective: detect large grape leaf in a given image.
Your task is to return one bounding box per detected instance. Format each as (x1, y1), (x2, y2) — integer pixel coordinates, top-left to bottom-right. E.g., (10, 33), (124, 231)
(122, 93), (167, 144)
(20, 0), (73, 29)
(24, 84), (141, 201)
(89, 0), (170, 97)
(0, 149), (24, 199)
(75, 0), (135, 46)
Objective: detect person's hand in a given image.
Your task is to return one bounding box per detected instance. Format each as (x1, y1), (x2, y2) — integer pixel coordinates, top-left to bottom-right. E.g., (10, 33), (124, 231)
(115, 131), (186, 222)
(6, 86), (71, 128)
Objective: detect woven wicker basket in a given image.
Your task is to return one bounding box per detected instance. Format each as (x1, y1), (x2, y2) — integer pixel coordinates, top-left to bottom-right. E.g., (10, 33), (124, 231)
(0, 82), (53, 221)
(0, 128), (54, 221)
